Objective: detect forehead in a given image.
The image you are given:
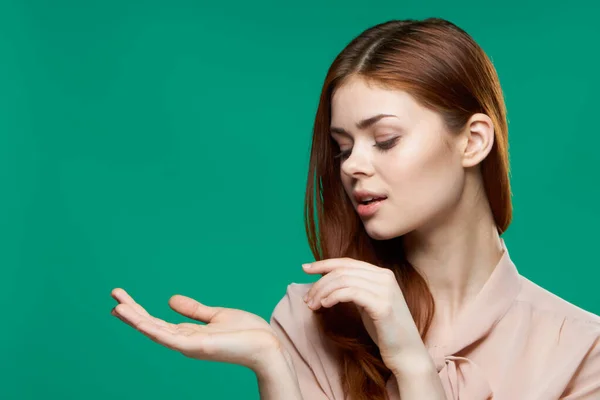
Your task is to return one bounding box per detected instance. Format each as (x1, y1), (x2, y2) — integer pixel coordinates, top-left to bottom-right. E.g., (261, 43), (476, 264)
(330, 77), (420, 126)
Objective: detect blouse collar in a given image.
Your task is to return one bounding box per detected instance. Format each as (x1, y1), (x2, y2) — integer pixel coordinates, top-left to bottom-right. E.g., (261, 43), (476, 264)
(446, 237), (522, 357)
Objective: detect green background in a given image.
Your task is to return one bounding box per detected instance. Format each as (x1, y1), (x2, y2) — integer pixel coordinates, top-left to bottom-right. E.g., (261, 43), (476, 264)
(1, 1), (598, 399)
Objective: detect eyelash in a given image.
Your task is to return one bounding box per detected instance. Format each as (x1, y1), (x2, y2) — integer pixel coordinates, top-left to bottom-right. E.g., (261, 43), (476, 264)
(333, 137), (400, 161)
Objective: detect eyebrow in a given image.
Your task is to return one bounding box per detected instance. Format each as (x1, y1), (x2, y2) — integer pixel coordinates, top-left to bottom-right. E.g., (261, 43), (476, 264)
(329, 113), (399, 137)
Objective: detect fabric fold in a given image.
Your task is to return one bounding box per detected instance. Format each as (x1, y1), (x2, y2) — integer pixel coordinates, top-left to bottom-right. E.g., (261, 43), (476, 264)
(437, 355), (493, 400)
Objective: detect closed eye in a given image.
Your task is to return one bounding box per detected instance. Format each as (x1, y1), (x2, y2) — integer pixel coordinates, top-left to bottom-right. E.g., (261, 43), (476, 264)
(334, 136), (400, 160)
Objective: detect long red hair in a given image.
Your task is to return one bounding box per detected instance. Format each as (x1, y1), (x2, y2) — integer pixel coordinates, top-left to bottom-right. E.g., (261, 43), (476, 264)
(304, 18), (511, 399)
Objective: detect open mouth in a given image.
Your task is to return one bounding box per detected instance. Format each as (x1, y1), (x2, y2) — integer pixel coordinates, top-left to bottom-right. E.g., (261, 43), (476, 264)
(359, 196), (387, 205)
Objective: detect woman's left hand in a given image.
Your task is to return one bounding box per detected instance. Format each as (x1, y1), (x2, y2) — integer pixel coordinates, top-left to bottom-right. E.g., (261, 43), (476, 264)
(302, 258), (428, 373)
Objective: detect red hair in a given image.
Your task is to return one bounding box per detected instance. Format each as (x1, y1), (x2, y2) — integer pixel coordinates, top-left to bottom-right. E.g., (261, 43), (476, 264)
(304, 18), (511, 399)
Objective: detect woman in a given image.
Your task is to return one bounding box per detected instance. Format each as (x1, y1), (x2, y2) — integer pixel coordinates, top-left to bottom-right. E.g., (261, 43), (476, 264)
(110, 18), (600, 399)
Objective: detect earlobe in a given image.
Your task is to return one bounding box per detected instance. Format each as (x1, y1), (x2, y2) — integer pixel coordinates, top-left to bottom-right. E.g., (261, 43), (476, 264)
(461, 114), (495, 168)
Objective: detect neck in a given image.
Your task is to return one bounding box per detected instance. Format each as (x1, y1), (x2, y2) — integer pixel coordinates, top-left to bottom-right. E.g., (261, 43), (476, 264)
(402, 187), (504, 327)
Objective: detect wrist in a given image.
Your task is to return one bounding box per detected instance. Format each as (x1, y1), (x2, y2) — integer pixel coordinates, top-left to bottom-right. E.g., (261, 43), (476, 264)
(386, 347), (437, 378)
(254, 350), (296, 384)
(251, 339), (293, 378)
(391, 353), (447, 400)
(253, 344), (304, 400)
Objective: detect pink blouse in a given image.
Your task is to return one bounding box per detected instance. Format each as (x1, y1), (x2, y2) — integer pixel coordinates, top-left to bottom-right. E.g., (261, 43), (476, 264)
(270, 239), (600, 399)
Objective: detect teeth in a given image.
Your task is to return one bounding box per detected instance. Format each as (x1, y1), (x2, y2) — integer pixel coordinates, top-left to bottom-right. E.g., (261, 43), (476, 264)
(364, 197), (374, 201)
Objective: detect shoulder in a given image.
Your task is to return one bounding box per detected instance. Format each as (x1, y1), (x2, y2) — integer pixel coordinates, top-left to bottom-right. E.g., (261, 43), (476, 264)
(512, 276), (600, 397)
(269, 283), (322, 346)
(516, 275), (600, 325)
(270, 283), (314, 324)
(269, 283), (345, 399)
(513, 275), (600, 355)
(278, 282), (313, 303)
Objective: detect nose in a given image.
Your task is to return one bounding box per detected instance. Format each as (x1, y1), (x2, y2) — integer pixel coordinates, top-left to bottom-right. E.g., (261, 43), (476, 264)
(340, 144), (375, 178)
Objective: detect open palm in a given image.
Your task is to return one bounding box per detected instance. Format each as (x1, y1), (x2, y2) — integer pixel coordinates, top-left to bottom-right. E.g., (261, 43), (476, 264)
(110, 288), (280, 370)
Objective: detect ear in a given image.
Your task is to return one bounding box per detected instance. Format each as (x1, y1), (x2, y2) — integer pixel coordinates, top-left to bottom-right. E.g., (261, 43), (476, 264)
(460, 113), (495, 168)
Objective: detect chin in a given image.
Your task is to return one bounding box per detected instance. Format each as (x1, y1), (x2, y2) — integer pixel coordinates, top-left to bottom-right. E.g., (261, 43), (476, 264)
(362, 213), (418, 241)
(363, 221), (403, 241)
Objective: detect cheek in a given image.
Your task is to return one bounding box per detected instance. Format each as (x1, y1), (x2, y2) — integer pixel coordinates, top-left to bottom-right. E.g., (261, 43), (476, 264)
(384, 141), (463, 217)
(342, 175), (354, 204)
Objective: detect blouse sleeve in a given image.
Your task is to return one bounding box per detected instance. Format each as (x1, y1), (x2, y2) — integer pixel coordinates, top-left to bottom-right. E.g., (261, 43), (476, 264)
(269, 283), (336, 400)
(560, 320), (600, 399)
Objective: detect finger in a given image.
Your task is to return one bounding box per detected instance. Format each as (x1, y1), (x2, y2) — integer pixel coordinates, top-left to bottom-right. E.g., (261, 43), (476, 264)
(302, 258), (378, 275)
(111, 289), (174, 329)
(113, 303), (149, 328)
(112, 305), (201, 352)
(168, 295), (221, 324)
(305, 267), (381, 302)
(114, 304), (177, 334)
(319, 286), (379, 313)
(134, 321), (187, 351)
(111, 303), (173, 330)
(308, 276), (378, 310)
(111, 307), (137, 329)
(111, 288), (150, 316)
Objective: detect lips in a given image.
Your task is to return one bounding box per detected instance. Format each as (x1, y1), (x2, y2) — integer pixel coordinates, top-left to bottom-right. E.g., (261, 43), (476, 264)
(353, 190), (388, 205)
(359, 196), (387, 205)
(356, 197), (387, 217)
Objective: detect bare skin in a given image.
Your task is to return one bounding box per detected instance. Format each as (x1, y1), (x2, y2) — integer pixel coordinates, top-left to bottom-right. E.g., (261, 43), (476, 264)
(110, 288), (304, 399)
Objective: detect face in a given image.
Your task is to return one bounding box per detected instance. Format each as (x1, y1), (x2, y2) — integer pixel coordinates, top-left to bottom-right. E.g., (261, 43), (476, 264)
(329, 76), (467, 240)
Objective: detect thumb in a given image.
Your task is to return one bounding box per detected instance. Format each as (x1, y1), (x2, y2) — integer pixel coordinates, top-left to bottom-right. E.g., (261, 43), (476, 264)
(168, 294), (220, 323)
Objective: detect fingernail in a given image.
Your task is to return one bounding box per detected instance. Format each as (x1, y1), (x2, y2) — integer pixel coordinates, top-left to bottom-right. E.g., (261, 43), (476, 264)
(302, 263), (311, 269)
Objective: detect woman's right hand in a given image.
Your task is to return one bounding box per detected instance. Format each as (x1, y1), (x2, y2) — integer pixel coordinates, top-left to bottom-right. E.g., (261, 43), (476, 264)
(110, 288), (284, 373)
